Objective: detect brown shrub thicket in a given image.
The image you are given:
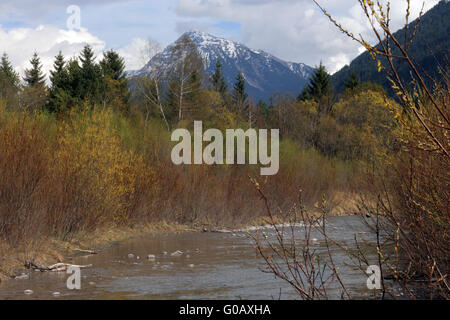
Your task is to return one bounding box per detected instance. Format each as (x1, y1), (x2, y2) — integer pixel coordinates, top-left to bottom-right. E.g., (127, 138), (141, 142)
(0, 103), (359, 255)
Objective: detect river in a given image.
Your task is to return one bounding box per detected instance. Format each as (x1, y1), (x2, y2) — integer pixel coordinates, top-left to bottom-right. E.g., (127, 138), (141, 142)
(0, 216), (394, 300)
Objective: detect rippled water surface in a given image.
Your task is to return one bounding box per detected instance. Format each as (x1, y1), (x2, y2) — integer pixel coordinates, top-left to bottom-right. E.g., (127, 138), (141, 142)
(0, 216), (388, 300)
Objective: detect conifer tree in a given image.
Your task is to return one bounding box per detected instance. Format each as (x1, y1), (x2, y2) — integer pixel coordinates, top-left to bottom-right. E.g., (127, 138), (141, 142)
(23, 52), (46, 87)
(0, 53), (20, 107)
(100, 50), (126, 80)
(66, 58), (82, 96)
(49, 51), (68, 89)
(50, 52), (65, 79)
(80, 45), (96, 69)
(232, 71), (248, 112)
(298, 62), (332, 102)
(298, 62), (333, 114)
(344, 73), (360, 91)
(0, 53), (20, 88)
(48, 51), (71, 112)
(22, 52), (47, 110)
(211, 60), (227, 97)
(100, 49), (130, 112)
(79, 45), (102, 102)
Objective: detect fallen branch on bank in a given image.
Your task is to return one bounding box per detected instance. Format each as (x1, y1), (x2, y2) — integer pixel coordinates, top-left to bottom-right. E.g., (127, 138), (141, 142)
(74, 248), (97, 255)
(25, 261), (92, 272)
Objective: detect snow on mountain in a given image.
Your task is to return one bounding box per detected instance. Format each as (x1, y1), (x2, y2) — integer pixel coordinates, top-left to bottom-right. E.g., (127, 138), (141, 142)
(133, 31), (313, 102)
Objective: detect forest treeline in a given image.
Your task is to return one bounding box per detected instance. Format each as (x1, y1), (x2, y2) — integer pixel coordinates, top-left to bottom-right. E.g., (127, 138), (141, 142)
(1, 35), (399, 162)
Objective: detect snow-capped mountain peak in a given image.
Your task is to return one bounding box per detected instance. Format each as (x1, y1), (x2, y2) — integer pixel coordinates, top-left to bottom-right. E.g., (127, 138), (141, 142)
(135, 31), (313, 102)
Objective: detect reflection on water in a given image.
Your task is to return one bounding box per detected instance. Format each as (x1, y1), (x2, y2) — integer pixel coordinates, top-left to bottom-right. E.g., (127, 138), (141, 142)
(0, 216), (390, 300)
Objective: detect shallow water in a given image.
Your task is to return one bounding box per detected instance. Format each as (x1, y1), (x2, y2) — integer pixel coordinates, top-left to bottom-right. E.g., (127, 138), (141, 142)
(0, 216), (390, 300)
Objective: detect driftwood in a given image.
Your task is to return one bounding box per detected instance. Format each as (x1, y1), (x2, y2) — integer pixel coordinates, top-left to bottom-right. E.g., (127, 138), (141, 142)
(26, 261), (92, 272)
(74, 248), (97, 255)
(201, 228), (232, 233)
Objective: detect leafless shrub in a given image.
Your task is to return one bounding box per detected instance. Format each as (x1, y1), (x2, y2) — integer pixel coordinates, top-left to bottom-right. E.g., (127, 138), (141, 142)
(314, 0), (449, 299)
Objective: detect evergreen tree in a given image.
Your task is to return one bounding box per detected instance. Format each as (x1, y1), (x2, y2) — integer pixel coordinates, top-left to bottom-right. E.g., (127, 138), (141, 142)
(100, 49), (130, 113)
(211, 60), (227, 96)
(257, 99), (271, 122)
(49, 51), (66, 88)
(0, 53), (20, 107)
(64, 58), (83, 107)
(165, 76), (181, 121)
(298, 62), (333, 114)
(100, 50), (126, 80)
(48, 51), (71, 112)
(187, 68), (206, 118)
(298, 62), (332, 102)
(344, 73), (360, 91)
(232, 71), (248, 112)
(0, 53), (20, 88)
(79, 45), (102, 102)
(23, 52), (46, 87)
(66, 58), (82, 96)
(80, 45), (96, 69)
(22, 52), (47, 110)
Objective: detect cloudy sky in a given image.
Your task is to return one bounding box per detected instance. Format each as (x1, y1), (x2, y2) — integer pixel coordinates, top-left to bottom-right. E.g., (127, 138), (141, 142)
(0, 0), (439, 78)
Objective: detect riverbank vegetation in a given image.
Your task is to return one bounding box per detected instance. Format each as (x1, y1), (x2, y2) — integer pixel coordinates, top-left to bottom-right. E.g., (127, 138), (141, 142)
(252, 0), (449, 300)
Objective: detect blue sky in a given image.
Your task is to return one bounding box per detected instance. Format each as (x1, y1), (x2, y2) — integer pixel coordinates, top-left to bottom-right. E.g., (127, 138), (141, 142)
(0, 0), (439, 76)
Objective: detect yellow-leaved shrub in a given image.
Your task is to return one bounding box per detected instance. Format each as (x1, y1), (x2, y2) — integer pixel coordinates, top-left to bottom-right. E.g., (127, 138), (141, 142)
(54, 107), (156, 226)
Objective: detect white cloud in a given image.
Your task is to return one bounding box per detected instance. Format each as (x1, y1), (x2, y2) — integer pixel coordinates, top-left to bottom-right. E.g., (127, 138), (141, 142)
(117, 37), (151, 71)
(0, 24), (148, 80)
(0, 25), (105, 80)
(328, 53), (350, 74)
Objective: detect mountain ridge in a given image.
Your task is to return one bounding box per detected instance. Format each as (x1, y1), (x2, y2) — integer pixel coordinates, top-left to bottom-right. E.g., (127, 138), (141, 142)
(331, 0), (449, 95)
(133, 31), (314, 102)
